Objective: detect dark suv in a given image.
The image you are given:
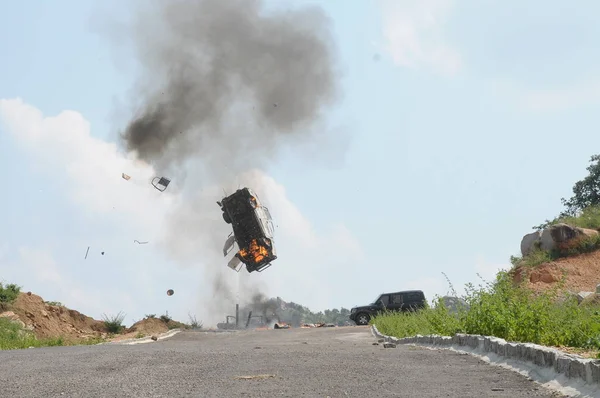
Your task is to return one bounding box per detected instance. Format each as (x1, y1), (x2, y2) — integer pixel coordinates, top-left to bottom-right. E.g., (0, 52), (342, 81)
(349, 290), (427, 325)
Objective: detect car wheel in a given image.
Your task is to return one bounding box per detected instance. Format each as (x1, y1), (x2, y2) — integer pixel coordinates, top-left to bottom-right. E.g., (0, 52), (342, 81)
(355, 313), (370, 326)
(222, 212), (231, 224)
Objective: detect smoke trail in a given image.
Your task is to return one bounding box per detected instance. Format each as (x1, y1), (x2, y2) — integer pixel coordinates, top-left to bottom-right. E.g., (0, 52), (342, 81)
(114, 0), (341, 325)
(121, 0), (339, 176)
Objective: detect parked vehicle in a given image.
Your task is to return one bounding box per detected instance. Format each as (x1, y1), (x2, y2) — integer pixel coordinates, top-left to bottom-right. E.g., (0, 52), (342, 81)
(349, 290), (427, 326)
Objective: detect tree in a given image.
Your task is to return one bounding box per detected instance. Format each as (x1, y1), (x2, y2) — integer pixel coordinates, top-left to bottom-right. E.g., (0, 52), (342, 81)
(533, 154), (600, 230)
(560, 154), (600, 217)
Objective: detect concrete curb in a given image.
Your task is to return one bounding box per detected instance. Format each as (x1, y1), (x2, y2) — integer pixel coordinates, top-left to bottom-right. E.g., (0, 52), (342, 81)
(101, 328), (182, 345)
(371, 325), (600, 396)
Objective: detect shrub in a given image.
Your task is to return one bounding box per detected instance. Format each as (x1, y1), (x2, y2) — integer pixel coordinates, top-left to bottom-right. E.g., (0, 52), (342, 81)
(188, 313), (203, 329)
(159, 311), (172, 324)
(373, 272), (600, 350)
(102, 311), (126, 334)
(145, 314), (156, 319)
(0, 283), (21, 304)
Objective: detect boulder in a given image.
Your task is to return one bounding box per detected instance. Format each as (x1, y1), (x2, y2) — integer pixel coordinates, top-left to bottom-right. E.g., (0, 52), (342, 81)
(540, 223), (598, 252)
(439, 296), (470, 313)
(521, 231), (542, 256)
(576, 291), (594, 304)
(0, 311), (26, 328)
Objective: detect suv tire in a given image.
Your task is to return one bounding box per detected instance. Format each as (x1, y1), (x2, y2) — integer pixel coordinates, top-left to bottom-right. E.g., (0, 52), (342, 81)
(355, 312), (370, 326)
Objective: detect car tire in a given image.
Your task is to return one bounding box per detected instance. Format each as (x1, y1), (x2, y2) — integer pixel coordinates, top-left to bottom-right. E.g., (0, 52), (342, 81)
(355, 313), (370, 326)
(222, 212), (231, 224)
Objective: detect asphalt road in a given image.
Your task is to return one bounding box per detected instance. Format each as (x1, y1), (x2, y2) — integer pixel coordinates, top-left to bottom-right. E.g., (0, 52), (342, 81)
(0, 326), (564, 398)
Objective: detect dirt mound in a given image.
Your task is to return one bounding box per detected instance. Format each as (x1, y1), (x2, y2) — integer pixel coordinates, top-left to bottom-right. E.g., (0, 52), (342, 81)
(1, 292), (108, 342)
(129, 318), (169, 335)
(512, 250), (600, 294)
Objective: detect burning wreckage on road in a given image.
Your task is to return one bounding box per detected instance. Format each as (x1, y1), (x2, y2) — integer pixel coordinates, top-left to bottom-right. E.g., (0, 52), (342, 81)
(218, 188), (277, 273)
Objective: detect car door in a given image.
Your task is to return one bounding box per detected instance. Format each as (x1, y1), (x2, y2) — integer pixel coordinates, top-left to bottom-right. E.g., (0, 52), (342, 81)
(375, 294), (390, 314)
(403, 292), (424, 311)
(388, 293), (404, 312)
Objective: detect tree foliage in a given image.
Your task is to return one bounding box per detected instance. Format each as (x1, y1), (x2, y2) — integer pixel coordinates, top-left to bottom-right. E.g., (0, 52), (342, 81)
(533, 154), (600, 230)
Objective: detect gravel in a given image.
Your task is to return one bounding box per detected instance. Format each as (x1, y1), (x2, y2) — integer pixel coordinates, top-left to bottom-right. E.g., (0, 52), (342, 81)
(0, 326), (565, 397)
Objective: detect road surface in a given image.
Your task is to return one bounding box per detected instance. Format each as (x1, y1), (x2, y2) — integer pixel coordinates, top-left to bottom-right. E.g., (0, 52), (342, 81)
(0, 326), (563, 397)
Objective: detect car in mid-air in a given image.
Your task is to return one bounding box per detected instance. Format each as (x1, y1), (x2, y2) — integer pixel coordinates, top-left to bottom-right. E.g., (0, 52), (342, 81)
(218, 187), (277, 273)
(349, 290), (427, 325)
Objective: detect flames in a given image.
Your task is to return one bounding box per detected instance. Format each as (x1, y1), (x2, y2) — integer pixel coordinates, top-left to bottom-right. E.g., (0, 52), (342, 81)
(239, 239), (269, 263)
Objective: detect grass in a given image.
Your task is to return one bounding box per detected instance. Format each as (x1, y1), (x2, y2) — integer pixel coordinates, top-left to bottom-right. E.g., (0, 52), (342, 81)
(373, 272), (600, 351)
(0, 318), (108, 350)
(545, 205), (600, 231)
(102, 311), (126, 334)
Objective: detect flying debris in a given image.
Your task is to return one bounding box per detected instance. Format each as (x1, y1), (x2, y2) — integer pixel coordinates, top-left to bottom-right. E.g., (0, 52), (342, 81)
(84, 246), (90, 259)
(122, 173), (131, 181)
(218, 188), (277, 273)
(151, 177), (171, 192)
(101, 252), (105, 256)
(134, 240), (149, 244)
(167, 289), (174, 296)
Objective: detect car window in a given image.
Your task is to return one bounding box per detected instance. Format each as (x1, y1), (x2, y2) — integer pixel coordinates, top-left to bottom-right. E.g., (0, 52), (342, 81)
(403, 292), (424, 302)
(390, 294), (403, 304)
(379, 295), (390, 306)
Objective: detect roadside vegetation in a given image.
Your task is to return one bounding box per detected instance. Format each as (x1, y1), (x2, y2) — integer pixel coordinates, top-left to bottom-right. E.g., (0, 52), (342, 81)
(373, 272), (600, 353)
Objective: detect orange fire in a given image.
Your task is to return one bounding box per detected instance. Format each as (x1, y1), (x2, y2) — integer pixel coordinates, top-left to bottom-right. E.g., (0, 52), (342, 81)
(238, 239), (269, 263)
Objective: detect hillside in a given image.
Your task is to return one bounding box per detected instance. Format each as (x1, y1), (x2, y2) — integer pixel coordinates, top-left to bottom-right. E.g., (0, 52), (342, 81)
(512, 249), (600, 294)
(0, 288), (190, 348)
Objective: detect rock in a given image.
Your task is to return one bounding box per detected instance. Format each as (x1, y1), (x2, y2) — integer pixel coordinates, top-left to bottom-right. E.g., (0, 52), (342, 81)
(530, 267), (560, 284)
(383, 342), (396, 348)
(521, 230), (542, 257)
(576, 291), (594, 304)
(372, 342), (379, 346)
(0, 311), (26, 328)
(580, 293), (600, 307)
(597, 284), (600, 294)
(377, 339), (384, 343)
(440, 296), (470, 313)
(151, 335), (158, 341)
(540, 223), (599, 252)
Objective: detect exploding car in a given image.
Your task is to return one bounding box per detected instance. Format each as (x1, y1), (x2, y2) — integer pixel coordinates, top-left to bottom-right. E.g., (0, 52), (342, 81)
(218, 187), (277, 273)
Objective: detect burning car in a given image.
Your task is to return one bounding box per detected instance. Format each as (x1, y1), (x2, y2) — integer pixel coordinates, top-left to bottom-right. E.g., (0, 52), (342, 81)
(218, 187), (277, 273)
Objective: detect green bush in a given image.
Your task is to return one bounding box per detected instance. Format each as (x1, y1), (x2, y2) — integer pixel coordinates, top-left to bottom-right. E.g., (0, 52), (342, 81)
(0, 283), (21, 304)
(102, 311), (126, 334)
(160, 311), (172, 324)
(373, 272), (600, 350)
(0, 318), (64, 350)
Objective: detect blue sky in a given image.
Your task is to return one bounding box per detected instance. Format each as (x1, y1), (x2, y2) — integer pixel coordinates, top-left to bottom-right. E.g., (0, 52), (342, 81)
(1, 0), (599, 326)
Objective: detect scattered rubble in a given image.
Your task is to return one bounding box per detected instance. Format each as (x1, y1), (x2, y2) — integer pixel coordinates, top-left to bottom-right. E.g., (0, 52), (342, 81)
(151, 176), (171, 192)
